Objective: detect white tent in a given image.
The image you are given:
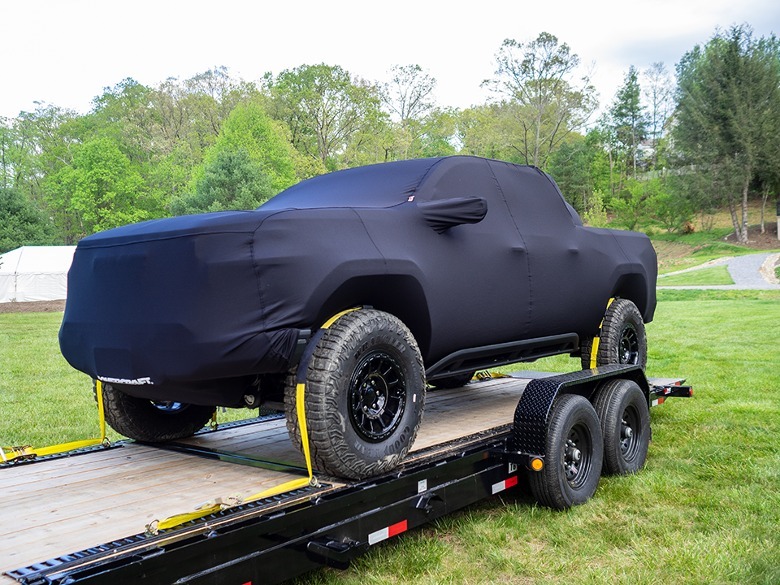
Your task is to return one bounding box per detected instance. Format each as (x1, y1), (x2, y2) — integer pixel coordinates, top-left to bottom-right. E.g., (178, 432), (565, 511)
(0, 246), (76, 303)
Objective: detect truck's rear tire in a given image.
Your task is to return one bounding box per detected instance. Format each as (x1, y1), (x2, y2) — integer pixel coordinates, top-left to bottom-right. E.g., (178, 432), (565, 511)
(593, 379), (650, 475)
(529, 394), (603, 510)
(285, 309), (426, 480)
(581, 299), (647, 370)
(99, 382), (214, 441)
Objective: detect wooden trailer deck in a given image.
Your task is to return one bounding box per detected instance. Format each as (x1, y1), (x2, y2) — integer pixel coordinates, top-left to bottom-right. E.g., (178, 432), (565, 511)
(0, 375), (531, 582)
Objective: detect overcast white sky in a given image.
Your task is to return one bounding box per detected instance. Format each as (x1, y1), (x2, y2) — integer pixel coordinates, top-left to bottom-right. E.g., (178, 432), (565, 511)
(2, 0), (779, 120)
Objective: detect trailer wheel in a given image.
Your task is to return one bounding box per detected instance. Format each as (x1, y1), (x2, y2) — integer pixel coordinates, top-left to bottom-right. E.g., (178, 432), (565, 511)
(581, 299), (647, 370)
(99, 381), (214, 441)
(429, 371), (475, 389)
(529, 394), (603, 510)
(593, 379), (650, 475)
(285, 309), (426, 479)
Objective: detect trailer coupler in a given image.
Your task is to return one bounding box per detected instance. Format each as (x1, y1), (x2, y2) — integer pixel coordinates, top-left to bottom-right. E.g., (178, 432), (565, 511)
(649, 383), (693, 406)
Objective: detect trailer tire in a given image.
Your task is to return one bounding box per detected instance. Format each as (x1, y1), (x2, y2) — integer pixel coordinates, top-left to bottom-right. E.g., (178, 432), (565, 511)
(581, 299), (647, 370)
(99, 381), (214, 441)
(429, 371), (475, 389)
(593, 379), (650, 475)
(285, 309), (426, 480)
(529, 394), (603, 510)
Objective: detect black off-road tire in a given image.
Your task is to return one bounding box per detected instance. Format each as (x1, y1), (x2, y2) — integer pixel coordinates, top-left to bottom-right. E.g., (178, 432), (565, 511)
(592, 379), (650, 475)
(580, 299), (647, 370)
(529, 394), (603, 510)
(99, 381), (214, 442)
(429, 371), (475, 389)
(284, 309), (426, 480)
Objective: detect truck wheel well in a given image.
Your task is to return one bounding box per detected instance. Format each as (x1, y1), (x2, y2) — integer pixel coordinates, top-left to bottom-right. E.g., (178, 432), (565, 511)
(316, 275), (432, 358)
(611, 274), (649, 319)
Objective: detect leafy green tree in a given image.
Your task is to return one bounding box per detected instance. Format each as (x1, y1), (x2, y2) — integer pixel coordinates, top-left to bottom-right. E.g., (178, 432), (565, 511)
(45, 137), (153, 240)
(0, 118), (12, 189)
(171, 148), (273, 214)
(193, 101), (298, 193)
(90, 78), (156, 164)
(547, 130), (610, 213)
(483, 32), (598, 168)
(182, 67), (259, 139)
(10, 104), (80, 202)
(608, 66), (648, 181)
(674, 25), (780, 243)
(0, 187), (57, 252)
(383, 64), (437, 123)
(582, 188), (609, 228)
(416, 108), (459, 157)
(265, 64), (389, 170)
(642, 62), (675, 168)
(649, 183), (695, 232)
(380, 65), (455, 160)
(88, 70), (259, 210)
(610, 177), (662, 231)
(457, 103), (518, 162)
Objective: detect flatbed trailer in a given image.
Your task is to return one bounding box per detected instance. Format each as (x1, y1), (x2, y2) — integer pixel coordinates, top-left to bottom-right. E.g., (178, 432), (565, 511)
(1, 366), (691, 585)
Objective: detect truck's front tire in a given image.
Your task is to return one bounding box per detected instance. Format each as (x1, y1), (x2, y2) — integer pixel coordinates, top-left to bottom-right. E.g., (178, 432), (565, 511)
(285, 309), (426, 479)
(99, 382), (214, 441)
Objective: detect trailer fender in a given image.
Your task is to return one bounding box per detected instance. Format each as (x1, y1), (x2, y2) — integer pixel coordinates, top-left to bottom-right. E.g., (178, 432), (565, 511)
(509, 364), (649, 457)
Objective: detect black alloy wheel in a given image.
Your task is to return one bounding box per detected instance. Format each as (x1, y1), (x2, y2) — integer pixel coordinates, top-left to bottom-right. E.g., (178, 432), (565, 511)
(349, 351), (406, 442)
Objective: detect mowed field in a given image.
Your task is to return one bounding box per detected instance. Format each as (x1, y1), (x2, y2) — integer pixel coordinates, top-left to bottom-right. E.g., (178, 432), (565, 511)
(1, 288), (778, 584)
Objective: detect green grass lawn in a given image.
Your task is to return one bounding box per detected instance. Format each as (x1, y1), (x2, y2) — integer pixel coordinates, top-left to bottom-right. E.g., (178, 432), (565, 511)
(2, 291), (779, 584)
(657, 265), (734, 286)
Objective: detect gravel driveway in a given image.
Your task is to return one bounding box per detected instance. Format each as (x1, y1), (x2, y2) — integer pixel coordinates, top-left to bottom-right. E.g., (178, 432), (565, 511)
(658, 252), (780, 290)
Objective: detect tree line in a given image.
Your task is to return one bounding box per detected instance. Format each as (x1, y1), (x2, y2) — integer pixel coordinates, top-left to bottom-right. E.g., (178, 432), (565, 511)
(1, 24), (778, 252)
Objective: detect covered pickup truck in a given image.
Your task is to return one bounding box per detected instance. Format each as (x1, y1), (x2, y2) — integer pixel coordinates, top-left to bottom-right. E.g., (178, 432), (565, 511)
(59, 155), (656, 479)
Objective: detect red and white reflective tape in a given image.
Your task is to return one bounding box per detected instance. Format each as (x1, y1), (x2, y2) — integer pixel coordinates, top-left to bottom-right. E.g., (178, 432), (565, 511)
(491, 475), (518, 495)
(368, 520), (408, 545)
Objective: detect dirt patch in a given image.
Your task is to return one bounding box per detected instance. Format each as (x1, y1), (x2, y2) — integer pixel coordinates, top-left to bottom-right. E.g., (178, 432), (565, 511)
(723, 222), (780, 249)
(652, 240), (699, 272)
(0, 300), (66, 314)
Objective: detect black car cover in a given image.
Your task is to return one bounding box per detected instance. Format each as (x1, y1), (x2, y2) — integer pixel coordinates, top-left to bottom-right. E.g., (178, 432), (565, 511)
(60, 156), (656, 404)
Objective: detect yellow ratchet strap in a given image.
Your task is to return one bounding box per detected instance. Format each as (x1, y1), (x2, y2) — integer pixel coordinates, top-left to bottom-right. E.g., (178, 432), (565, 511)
(475, 371), (510, 381)
(1, 380), (109, 463)
(589, 297), (615, 369)
(147, 308), (360, 534)
(149, 380), (316, 534)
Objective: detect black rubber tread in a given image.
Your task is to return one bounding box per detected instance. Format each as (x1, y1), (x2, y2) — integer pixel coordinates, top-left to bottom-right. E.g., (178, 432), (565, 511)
(579, 337), (594, 369)
(284, 370), (303, 454)
(528, 394), (603, 510)
(99, 381), (215, 442)
(580, 298), (647, 370)
(429, 371), (475, 389)
(284, 309), (426, 479)
(592, 378), (651, 475)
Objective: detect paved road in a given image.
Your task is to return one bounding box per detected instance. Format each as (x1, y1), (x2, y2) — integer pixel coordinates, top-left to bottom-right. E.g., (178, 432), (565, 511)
(657, 252), (780, 290)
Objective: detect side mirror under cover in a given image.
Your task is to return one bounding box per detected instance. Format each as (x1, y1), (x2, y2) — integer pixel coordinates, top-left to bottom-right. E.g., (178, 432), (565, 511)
(418, 196), (488, 234)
